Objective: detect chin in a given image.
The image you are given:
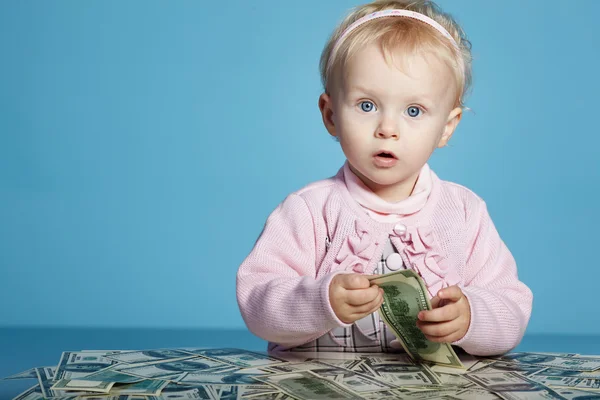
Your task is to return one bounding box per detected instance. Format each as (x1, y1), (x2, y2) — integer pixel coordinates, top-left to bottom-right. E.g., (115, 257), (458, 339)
(363, 174), (402, 187)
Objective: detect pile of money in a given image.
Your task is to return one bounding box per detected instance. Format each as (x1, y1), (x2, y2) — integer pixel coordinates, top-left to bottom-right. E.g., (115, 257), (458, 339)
(3, 348), (600, 399)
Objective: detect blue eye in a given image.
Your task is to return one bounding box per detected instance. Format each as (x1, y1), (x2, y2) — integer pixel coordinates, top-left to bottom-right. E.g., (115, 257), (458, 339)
(359, 101), (376, 112)
(406, 106), (422, 117)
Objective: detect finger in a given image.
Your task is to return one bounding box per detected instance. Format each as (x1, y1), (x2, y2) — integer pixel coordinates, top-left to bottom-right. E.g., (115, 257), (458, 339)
(352, 292), (384, 320)
(418, 303), (460, 322)
(363, 274), (380, 280)
(351, 289), (383, 314)
(346, 286), (381, 306)
(424, 330), (463, 343)
(340, 273), (371, 290)
(429, 296), (442, 309)
(417, 319), (461, 338)
(437, 285), (463, 302)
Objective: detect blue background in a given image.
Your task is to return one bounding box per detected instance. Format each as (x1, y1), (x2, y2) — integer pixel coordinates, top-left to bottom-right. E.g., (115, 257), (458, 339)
(1, 0), (598, 334)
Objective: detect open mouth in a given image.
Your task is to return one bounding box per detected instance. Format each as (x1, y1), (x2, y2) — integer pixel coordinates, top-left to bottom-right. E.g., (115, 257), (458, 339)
(378, 153), (394, 158)
(375, 151), (397, 159)
(373, 150), (398, 167)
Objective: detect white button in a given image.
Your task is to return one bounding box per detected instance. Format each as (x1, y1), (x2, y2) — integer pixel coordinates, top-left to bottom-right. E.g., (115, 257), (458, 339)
(385, 253), (404, 270)
(393, 224), (406, 235)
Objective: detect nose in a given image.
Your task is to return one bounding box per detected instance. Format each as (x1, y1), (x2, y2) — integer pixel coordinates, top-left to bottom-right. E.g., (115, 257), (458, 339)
(375, 115), (399, 139)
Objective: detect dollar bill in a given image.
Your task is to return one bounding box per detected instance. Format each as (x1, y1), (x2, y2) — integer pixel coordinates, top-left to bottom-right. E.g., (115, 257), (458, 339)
(465, 371), (567, 399)
(254, 370), (362, 399)
(2, 367), (44, 380)
(35, 366), (87, 398)
(539, 367), (600, 379)
(108, 378), (169, 395)
(104, 349), (194, 364)
(211, 384), (280, 399)
(183, 348), (286, 368)
(153, 382), (213, 399)
(369, 270), (464, 369)
(12, 384), (79, 400)
(302, 363), (397, 393)
(51, 377), (115, 393)
(116, 355), (236, 381)
(357, 358), (442, 387)
(244, 392), (295, 400)
(396, 388), (501, 399)
(435, 372), (473, 387)
(362, 390), (420, 399)
(262, 361), (335, 374)
(453, 388), (503, 399)
(473, 361), (545, 376)
(177, 370), (263, 385)
(528, 375), (600, 391)
(555, 388), (600, 399)
(54, 351), (117, 381)
(61, 364), (144, 383)
(500, 353), (600, 372)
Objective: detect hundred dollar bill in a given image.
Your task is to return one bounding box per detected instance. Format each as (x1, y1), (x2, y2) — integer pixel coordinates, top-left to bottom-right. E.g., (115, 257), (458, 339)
(213, 384), (281, 399)
(183, 348), (285, 368)
(35, 367), (87, 398)
(12, 384), (79, 400)
(244, 392), (295, 400)
(116, 355), (237, 380)
(253, 370), (362, 399)
(108, 379), (169, 395)
(362, 390), (417, 399)
(50, 364), (147, 393)
(555, 388), (600, 399)
(528, 374), (600, 391)
(54, 351), (117, 381)
(64, 396), (149, 400)
(357, 358), (442, 387)
(471, 361), (545, 376)
(393, 388), (497, 400)
(465, 371), (566, 399)
(303, 364), (397, 393)
(435, 372), (473, 387)
(60, 364), (144, 383)
(452, 388), (502, 399)
(262, 361), (335, 374)
(51, 377), (115, 393)
(369, 270), (464, 368)
(152, 383), (214, 399)
(536, 367), (600, 379)
(500, 353), (600, 372)
(104, 348), (194, 364)
(177, 370), (263, 385)
(2, 367), (46, 380)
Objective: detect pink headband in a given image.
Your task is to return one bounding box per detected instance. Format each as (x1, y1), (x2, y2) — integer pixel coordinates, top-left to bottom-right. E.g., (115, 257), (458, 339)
(328, 9), (461, 71)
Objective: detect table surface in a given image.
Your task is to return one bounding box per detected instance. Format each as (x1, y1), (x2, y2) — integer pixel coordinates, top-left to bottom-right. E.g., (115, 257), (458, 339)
(1, 328), (599, 399)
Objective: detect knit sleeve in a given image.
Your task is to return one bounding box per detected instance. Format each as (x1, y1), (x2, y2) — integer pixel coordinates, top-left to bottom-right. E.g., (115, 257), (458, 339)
(452, 198), (533, 356)
(236, 193), (348, 349)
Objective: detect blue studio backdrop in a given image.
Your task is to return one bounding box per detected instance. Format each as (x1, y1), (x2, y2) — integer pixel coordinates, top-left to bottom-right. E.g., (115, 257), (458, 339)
(1, 0), (599, 335)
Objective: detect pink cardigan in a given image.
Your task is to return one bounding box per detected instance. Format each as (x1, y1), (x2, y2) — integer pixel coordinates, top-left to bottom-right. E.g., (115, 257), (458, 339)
(236, 165), (533, 356)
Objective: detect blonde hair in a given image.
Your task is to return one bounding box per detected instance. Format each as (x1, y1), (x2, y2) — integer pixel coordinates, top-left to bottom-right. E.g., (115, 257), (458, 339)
(319, 0), (473, 108)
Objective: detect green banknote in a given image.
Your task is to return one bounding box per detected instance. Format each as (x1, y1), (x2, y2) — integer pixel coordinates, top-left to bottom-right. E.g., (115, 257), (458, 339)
(369, 270), (464, 369)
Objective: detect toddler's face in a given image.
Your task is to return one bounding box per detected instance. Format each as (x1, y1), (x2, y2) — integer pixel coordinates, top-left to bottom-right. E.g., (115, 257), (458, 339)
(322, 42), (462, 201)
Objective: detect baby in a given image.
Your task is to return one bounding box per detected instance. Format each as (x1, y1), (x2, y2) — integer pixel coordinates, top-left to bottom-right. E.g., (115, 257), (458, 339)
(237, 0), (532, 357)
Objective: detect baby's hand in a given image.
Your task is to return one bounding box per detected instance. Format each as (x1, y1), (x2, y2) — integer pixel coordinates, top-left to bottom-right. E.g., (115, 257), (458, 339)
(329, 273), (383, 324)
(416, 285), (471, 343)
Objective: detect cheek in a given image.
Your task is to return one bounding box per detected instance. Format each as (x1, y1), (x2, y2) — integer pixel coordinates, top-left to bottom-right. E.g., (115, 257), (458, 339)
(337, 114), (367, 139)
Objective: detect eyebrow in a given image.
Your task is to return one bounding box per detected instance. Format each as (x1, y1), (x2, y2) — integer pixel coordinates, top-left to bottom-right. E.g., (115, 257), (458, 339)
(347, 85), (377, 96)
(347, 86), (435, 105)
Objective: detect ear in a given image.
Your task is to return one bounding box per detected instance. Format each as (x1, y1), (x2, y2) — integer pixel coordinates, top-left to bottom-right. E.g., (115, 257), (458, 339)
(318, 92), (337, 137)
(437, 106), (462, 148)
